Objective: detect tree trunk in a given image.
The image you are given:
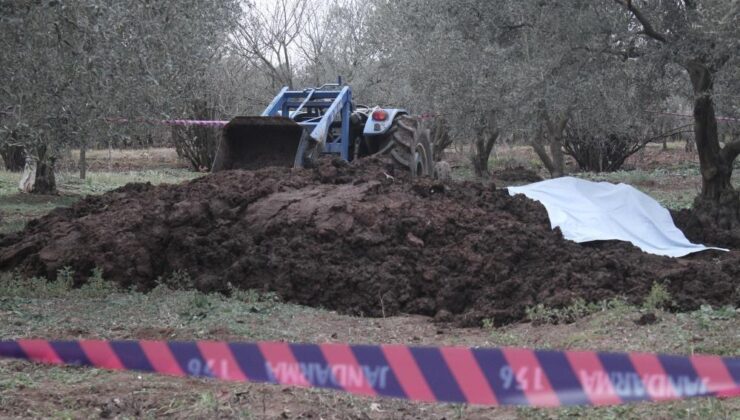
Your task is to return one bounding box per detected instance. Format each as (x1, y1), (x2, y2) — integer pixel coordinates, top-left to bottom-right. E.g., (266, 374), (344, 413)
(532, 126), (555, 175)
(547, 112), (568, 178)
(549, 135), (565, 178)
(79, 144), (87, 180)
(470, 111), (499, 179)
(108, 139), (113, 172)
(470, 131), (499, 179)
(531, 109), (569, 178)
(18, 155), (34, 193)
(31, 144), (57, 195)
(686, 61), (739, 228)
(34, 160), (57, 194)
(1, 144), (26, 172)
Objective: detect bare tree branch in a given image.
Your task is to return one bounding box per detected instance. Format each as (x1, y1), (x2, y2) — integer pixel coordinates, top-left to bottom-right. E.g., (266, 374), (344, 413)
(613, 0), (668, 43)
(722, 139), (740, 163)
(231, 0), (310, 87)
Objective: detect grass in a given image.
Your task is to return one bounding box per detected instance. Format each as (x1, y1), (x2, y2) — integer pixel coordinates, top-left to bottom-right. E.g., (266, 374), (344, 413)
(0, 272), (737, 418)
(578, 163), (738, 210)
(1, 145), (739, 418)
(447, 141), (739, 210)
(54, 168), (200, 195)
(0, 272), (307, 342)
(578, 167), (705, 210)
(525, 298), (603, 326)
(0, 168), (199, 234)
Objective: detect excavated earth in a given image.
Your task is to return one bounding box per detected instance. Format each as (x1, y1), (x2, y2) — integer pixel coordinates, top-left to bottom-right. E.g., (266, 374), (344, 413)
(1, 157), (738, 326)
(671, 209), (740, 251)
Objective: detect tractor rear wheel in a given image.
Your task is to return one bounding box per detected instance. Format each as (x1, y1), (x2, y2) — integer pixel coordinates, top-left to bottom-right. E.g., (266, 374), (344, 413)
(383, 115), (434, 177)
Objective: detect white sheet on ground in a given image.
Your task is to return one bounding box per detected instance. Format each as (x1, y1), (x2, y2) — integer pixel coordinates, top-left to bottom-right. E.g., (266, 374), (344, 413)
(507, 177), (728, 258)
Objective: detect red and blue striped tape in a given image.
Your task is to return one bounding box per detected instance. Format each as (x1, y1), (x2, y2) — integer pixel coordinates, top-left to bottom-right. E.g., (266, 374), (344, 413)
(105, 117), (229, 127)
(1, 340), (737, 407)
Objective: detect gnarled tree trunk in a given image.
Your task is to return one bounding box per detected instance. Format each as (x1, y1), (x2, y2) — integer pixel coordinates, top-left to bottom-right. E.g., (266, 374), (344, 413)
(470, 111), (499, 179)
(1, 144), (25, 171)
(471, 131), (499, 179)
(79, 144), (87, 180)
(532, 109), (569, 178)
(686, 61), (739, 229)
(20, 144), (57, 195)
(33, 144), (57, 194)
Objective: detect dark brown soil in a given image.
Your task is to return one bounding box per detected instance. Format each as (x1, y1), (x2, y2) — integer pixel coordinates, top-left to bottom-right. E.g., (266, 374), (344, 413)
(1, 157), (738, 326)
(671, 208), (740, 250)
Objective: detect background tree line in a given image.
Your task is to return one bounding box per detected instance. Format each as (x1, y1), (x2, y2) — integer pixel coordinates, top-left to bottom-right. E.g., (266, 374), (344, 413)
(1, 0), (738, 227)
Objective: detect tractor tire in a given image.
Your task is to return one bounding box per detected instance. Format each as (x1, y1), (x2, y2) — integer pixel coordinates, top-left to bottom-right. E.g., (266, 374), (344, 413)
(384, 115), (435, 178)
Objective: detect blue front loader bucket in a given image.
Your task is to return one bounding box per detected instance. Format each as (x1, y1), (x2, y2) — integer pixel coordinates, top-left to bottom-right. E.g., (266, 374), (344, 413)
(211, 116), (305, 171)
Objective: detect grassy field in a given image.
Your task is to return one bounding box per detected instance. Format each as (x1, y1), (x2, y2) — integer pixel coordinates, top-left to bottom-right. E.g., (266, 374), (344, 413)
(0, 168), (199, 235)
(0, 145), (738, 419)
(451, 142), (740, 210)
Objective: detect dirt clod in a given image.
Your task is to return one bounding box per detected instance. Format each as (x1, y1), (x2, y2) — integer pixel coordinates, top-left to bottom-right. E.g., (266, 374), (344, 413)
(635, 312), (659, 326)
(1, 156), (738, 326)
(671, 207), (740, 250)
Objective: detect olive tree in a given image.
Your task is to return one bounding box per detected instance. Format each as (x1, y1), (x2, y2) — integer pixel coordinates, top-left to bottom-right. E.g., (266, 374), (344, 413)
(606, 0), (740, 227)
(0, 0), (239, 191)
(367, 0), (527, 178)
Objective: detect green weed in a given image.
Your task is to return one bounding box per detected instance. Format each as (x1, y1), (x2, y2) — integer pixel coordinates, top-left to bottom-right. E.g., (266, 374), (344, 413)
(228, 285), (280, 305)
(526, 298), (600, 325)
(157, 269), (195, 289)
(56, 266), (75, 285)
(0, 266), (121, 300)
(194, 392), (220, 417)
(525, 303), (554, 325)
(487, 326), (523, 347)
(76, 267), (118, 298)
(0, 269), (72, 299)
(148, 281), (174, 298)
(691, 304), (738, 330)
(179, 292), (214, 321)
(597, 296), (632, 313)
(642, 282), (672, 311)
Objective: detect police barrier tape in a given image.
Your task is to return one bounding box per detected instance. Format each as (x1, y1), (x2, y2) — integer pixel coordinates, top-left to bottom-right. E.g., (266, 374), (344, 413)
(0, 340), (738, 407)
(105, 117), (229, 127)
(105, 112), (740, 128)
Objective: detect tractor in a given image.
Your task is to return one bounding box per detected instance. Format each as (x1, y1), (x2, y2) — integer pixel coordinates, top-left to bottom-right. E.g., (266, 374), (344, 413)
(211, 79), (435, 176)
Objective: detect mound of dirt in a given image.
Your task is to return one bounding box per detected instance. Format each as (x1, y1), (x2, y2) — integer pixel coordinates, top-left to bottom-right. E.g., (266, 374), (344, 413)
(1, 157), (738, 326)
(671, 209), (740, 250)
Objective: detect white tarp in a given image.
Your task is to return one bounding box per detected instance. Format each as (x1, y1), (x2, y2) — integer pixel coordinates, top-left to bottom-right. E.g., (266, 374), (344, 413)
(507, 177), (728, 258)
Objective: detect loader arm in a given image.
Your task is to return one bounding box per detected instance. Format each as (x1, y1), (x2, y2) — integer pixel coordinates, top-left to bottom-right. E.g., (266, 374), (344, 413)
(212, 84), (353, 172)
